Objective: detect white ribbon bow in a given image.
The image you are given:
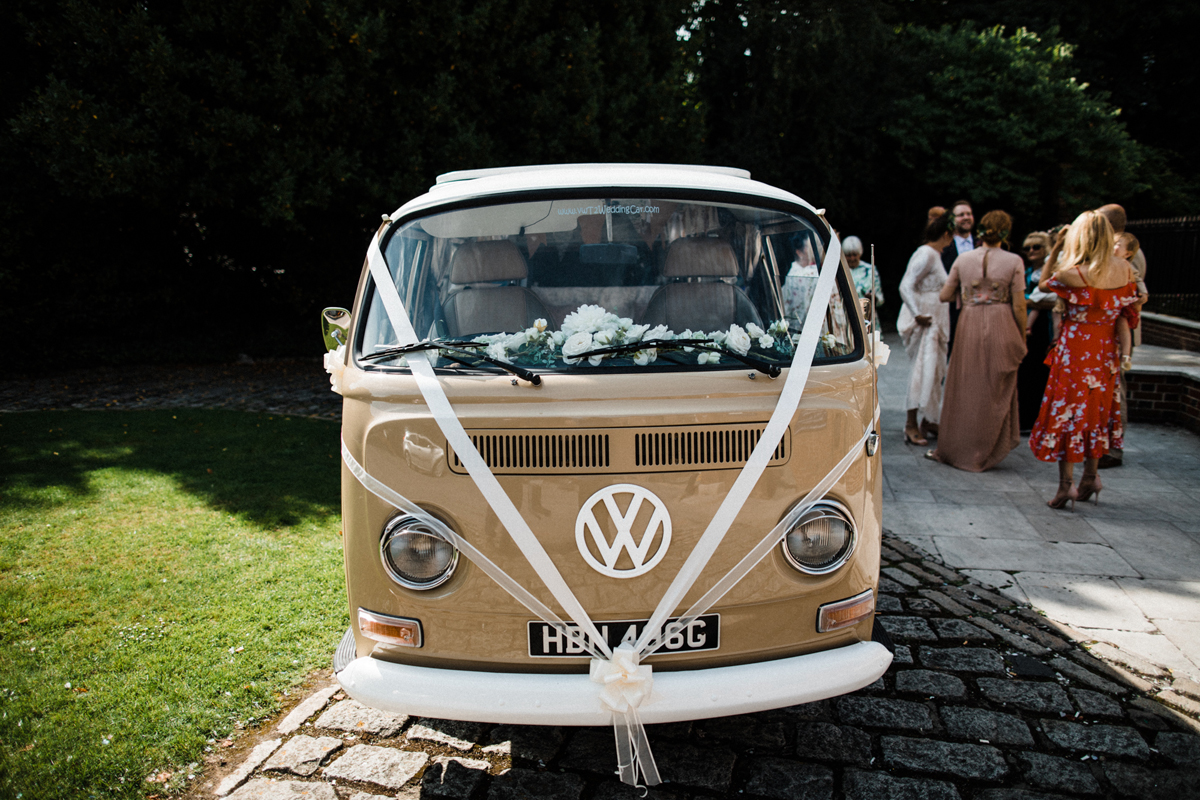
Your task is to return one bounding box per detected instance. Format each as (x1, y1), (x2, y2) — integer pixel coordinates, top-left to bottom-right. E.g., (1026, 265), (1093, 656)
(871, 330), (890, 367)
(590, 644), (660, 786)
(324, 344), (347, 395)
(590, 643), (653, 713)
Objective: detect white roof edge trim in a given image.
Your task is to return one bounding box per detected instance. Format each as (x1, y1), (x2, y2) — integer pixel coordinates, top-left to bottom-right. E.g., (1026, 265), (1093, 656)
(435, 163), (753, 185)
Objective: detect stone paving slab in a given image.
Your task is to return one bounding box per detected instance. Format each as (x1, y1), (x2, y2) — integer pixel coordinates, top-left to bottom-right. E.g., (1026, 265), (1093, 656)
(934, 538), (1141, 577)
(261, 735), (342, 777)
(1014, 574), (1157, 631)
(322, 744), (428, 790)
(879, 331), (1200, 685)
(314, 699), (406, 737)
(275, 685), (340, 735)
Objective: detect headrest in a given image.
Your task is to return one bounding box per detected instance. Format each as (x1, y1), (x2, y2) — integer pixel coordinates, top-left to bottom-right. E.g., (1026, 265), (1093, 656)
(450, 240), (528, 284)
(663, 237), (739, 279)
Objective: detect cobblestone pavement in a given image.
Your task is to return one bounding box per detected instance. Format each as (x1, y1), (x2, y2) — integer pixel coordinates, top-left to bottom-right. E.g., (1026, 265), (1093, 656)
(199, 536), (1200, 800)
(7, 362), (1200, 798)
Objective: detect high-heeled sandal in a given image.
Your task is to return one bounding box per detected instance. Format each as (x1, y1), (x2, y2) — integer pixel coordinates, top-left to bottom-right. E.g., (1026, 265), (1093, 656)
(1048, 481), (1077, 511)
(904, 427), (928, 446)
(1076, 474), (1102, 505)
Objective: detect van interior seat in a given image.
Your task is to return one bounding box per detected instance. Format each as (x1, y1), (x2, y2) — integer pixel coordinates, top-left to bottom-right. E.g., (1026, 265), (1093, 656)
(642, 237), (763, 333)
(441, 241), (550, 337)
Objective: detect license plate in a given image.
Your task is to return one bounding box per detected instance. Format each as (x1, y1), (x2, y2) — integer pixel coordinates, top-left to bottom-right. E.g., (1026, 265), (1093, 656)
(528, 614), (720, 657)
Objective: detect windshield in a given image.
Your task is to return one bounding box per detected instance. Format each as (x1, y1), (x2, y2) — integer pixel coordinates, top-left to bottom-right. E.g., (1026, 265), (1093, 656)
(356, 195), (860, 374)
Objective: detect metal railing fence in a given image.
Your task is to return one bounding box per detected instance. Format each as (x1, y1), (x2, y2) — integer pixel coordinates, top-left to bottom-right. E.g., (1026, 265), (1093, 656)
(1128, 216), (1200, 320)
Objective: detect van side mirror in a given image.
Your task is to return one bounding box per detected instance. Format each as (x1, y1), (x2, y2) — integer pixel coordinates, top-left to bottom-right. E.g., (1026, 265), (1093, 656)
(322, 307), (351, 351)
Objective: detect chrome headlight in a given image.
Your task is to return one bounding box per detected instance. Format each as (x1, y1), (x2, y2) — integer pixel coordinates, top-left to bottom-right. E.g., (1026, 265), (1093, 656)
(380, 515), (460, 590)
(780, 500), (856, 575)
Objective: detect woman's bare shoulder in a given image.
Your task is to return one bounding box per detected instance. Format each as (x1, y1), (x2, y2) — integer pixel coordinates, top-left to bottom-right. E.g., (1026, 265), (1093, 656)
(1095, 256), (1135, 289)
(1051, 264), (1087, 287)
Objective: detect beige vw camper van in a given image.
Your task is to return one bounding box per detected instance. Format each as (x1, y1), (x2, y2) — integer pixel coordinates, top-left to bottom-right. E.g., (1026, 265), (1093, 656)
(323, 164), (890, 739)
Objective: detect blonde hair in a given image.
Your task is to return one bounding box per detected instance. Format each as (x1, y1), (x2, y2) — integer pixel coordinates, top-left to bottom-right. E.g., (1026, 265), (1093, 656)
(1023, 231), (1051, 252)
(1116, 232), (1140, 258)
(1056, 210), (1116, 284)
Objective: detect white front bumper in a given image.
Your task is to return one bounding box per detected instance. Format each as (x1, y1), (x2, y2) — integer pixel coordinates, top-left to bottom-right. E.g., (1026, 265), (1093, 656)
(336, 641), (892, 726)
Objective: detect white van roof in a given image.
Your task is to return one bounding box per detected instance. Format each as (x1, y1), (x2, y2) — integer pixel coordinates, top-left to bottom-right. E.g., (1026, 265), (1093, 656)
(389, 163), (818, 221)
(435, 163), (752, 184)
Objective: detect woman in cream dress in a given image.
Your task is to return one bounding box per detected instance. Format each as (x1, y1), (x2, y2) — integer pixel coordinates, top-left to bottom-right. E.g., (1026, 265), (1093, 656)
(899, 213), (954, 445)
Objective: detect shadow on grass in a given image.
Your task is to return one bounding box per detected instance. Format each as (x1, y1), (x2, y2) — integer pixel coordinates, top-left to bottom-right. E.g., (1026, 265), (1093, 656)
(0, 409), (341, 527)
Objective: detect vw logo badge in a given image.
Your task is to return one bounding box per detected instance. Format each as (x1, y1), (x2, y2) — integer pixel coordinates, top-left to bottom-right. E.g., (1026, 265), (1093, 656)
(576, 484), (671, 579)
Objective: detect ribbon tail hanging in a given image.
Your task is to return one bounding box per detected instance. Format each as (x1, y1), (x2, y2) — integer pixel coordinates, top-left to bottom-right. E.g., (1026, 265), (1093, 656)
(613, 708), (660, 787)
(627, 706), (661, 786)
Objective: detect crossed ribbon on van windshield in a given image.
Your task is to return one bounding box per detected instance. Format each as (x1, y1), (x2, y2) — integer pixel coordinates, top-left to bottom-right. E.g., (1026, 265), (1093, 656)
(341, 216), (870, 788)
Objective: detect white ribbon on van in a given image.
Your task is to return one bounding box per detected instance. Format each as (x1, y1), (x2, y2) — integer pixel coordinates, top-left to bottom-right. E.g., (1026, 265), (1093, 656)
(341, 217), (866, 788)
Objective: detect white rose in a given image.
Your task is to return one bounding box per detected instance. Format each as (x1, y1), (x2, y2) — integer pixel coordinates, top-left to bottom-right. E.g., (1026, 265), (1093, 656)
(633, 349), (657, 366)
(588, 353), (606, 366)
(324, 345), (347, 395)
(746, 322), (765, 339)
(561, 331), (593, 364)
(708, 330), (727, 346)
(487, 341), (511, 362)
(534, 318), (548, 332)
(561, 304), (617, 335)
(625, 323), (650, 342)
(725, 324), (752, 356)
(593, 329), (616, 347)
(759, 335), (775, 349)
(645, 325), (672, 341)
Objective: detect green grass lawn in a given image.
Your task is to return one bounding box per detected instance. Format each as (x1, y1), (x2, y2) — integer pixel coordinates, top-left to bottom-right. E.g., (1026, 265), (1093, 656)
(0, 409), (347, 799)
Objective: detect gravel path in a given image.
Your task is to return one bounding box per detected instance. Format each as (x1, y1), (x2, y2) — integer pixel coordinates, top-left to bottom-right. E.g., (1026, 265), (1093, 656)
(0, 359), (340, 419)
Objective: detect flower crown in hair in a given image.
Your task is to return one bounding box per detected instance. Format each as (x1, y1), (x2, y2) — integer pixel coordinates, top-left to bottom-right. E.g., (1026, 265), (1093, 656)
(978, 227), (1010, 242)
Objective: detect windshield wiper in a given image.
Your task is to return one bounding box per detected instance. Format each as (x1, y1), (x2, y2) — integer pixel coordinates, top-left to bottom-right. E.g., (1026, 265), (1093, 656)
(577, 338), (783, 378)
(361, 340), (543, 385)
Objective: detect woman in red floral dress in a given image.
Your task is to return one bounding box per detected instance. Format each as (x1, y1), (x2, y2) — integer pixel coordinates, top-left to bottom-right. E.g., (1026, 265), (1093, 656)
(1030, 210), (1140, 509)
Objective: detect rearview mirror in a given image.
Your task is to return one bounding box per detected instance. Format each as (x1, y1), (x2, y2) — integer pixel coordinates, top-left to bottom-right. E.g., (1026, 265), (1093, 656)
(322, 307), (351, 351)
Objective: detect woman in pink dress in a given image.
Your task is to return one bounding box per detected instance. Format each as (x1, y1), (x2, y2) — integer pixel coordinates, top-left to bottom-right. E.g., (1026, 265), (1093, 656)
(1029, 211), (1140, 509)
(928, 210), (1027, 471)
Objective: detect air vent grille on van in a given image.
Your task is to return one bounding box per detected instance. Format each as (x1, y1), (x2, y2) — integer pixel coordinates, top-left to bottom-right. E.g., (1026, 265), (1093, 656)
(456, 433), (611, 471)
(634, 428), (786, 467)
(448, 424), (789, 475)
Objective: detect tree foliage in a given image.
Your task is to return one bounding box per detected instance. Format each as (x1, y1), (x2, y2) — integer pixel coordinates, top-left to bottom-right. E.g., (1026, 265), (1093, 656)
(1, 0), (1192, 366)
(884, 25), (1149, 224)
(1, 0), (695, 367)
(683, 0), (900, 222)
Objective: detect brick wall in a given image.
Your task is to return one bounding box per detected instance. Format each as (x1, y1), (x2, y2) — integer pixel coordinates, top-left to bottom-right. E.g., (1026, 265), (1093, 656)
(1141, 313), (1200, 353)
(1126, 370), (1200, 433)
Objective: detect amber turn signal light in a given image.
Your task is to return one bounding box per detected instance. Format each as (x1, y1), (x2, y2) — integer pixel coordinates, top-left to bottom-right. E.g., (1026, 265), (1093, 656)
(358, 608), (423, 648)
(817, 589), (875, 633)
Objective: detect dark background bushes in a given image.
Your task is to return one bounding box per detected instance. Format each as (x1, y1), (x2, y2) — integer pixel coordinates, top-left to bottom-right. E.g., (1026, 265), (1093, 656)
(3, 0), (1197, 369)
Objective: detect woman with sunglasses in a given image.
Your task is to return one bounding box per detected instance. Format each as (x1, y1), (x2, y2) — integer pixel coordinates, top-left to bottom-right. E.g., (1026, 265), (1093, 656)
(1017, 231), (1055, 431)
